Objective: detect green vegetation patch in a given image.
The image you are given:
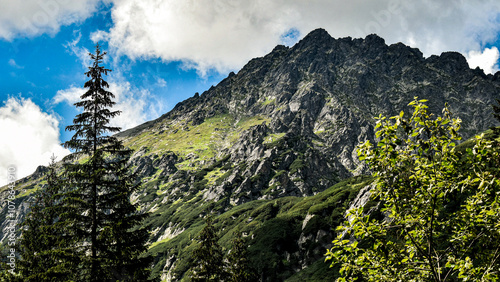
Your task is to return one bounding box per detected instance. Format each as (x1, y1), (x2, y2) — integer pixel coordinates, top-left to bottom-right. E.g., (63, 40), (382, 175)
(124, 114), (236, 162)
(17, 185), (42, 198)
(456, 127), (499, 151)
(203, 168), (225, 186)
(261, 97), (276, 106)
(289, 154), (305, 174)
(145, 175), (374, 281)
(263, 132), (286, 145)
(122, 114), (271, 176)
(234, 115), (270, 131)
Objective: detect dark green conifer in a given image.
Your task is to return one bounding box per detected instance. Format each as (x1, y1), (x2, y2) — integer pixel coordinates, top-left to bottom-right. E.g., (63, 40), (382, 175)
(191, 217), (225, 281)
(226, 229), (255, 282)
(17, 155), (75, 281)
(62, 44), (150, 281)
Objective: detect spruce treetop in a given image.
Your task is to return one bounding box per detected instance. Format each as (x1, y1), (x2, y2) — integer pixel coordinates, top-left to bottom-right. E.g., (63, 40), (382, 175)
(63, 43), (124, 160)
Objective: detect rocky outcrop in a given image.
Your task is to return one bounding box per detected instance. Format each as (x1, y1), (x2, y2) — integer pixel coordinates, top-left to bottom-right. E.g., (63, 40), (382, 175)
(119, 28), (500, 196)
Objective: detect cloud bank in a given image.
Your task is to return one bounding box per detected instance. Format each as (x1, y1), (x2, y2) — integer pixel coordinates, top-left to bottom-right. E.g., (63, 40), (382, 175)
(94, 0), (500, 74)
(0, 0), (99, 40)
(1, 1), (499, 73)
(0, 97), (70, 186)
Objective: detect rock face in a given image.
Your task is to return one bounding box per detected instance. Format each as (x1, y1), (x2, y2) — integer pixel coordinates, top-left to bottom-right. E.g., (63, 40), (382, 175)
(119, 28), (500, 206)
(3, 28), (500, 281)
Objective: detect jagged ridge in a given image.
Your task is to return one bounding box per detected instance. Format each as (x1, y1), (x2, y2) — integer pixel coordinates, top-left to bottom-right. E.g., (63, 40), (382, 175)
(119, 28), (500, 207)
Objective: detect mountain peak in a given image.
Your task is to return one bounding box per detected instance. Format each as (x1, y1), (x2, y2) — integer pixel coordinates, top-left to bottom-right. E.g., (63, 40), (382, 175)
(426, 51), (470, 75)
(304, 28), (331, 39)
(364, 33), (386, 46)
(295, 28), (333, 46)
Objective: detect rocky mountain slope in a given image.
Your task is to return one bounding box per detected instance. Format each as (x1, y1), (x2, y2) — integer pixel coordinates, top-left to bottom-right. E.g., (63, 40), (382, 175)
(2, 28), (500, 281)
(120, 28), (500, 196)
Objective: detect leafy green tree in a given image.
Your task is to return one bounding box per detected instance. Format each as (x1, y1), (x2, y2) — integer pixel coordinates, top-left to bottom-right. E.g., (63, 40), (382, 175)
(191, 217), (226, 281)
(17, 155), (75, 281)
(226, 229), (255, 282)
(62, 44), (150, 281)
(326, 98), (500, 281)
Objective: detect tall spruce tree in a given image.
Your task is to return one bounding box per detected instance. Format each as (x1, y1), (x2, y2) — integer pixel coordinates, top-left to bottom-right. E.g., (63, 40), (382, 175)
(226, 229), (255, 282)
(191, 217), (225, 281)
(62, 44), (150, 281)
(17, 155), (74, 281)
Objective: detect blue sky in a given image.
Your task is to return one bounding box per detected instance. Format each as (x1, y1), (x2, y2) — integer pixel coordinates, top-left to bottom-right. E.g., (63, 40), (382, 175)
(2, 0), (500, 185)
(1, 7), (228, 142)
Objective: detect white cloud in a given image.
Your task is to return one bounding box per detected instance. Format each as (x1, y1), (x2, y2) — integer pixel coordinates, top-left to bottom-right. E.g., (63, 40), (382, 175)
(156, 78), (167, 88)
(54, 81), (163, 131)
(465, 47), (500, 74)
(53, 85), (85, 105)
(96, 0), (500, 74)
(8, 59), (24, 69)
(106, 82), (155, 130)
(0, 0), (99, 40)
(96, 0), (301, 75)
(64, 31), (92, 68)
(0, 97), (70, 186)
